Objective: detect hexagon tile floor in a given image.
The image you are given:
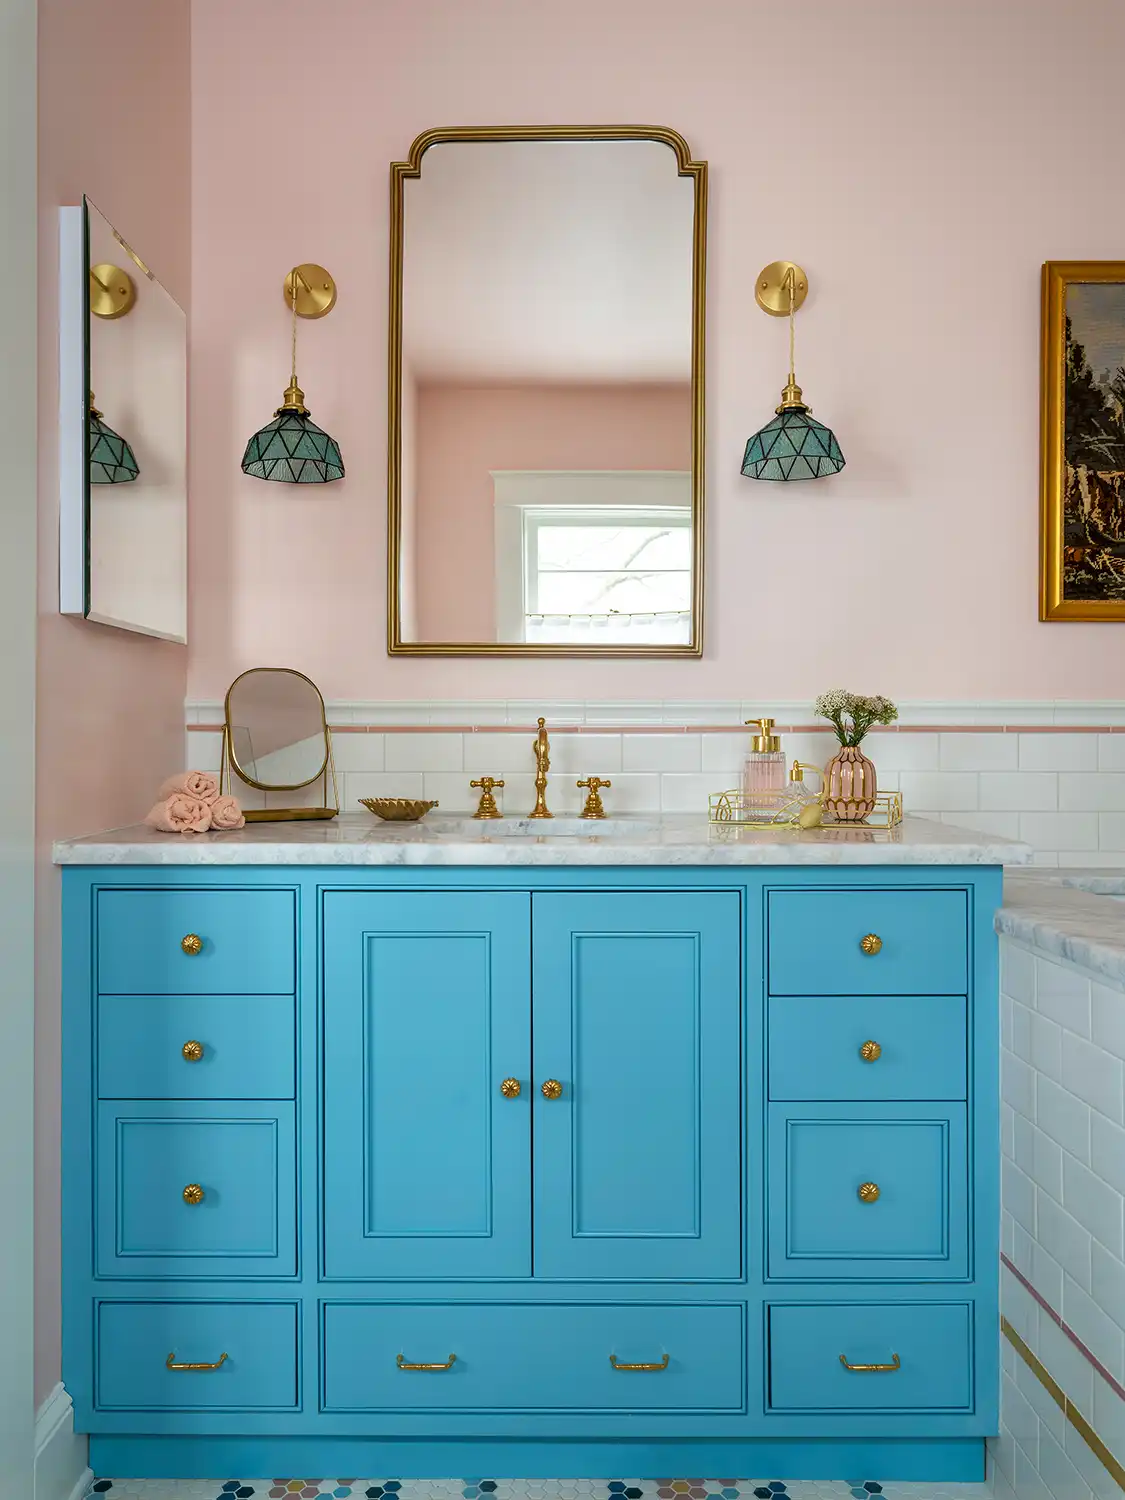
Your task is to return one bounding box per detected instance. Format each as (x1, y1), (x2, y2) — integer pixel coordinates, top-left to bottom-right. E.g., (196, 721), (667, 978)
(82, 1478), (992, 1500)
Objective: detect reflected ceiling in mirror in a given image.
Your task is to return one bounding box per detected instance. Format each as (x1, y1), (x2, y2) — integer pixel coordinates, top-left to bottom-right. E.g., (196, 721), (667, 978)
(387, 128), (707, 657)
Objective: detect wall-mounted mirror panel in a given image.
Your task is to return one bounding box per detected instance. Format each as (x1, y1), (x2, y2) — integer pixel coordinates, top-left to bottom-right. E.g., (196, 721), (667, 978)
(59, 196), (187, 641)
(387, 128), (707, 657)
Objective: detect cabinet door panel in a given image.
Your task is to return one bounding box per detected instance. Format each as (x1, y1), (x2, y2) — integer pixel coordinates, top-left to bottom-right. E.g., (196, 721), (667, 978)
(532, 891), (741, 1279)
(323, 891), (530, 1279)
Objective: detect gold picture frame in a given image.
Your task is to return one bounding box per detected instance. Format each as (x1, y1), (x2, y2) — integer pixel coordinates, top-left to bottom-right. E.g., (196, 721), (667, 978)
(1040, 260), (1125, 620)
(386, 125), (708, 658)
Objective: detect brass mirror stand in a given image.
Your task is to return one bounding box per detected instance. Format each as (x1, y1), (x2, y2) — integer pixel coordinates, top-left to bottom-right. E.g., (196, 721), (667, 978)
(219, 724), (340, 822)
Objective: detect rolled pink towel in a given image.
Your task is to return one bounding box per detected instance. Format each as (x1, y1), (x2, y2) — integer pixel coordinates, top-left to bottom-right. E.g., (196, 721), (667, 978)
(145, 793), (213, 834)
(210, 795), (245, 831)
(159, 770), (220, 805)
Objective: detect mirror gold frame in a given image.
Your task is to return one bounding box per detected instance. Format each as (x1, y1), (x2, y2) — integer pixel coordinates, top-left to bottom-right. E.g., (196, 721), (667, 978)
(219, 666), (340, 822)
(386, 125), (708, 658)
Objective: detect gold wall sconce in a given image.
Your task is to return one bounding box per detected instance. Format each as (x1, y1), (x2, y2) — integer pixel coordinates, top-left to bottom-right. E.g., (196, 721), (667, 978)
(741, 260), (845, 482)
(89, 263), (136, 320)
(241, 263), (344, 484)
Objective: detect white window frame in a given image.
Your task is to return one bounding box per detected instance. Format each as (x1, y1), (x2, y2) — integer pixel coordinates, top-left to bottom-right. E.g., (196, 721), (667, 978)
(492, 469), (691, 643)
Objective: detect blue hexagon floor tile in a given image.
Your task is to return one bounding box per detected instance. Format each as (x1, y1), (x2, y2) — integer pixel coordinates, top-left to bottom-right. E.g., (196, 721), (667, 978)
(83, 1479), (993, 1500)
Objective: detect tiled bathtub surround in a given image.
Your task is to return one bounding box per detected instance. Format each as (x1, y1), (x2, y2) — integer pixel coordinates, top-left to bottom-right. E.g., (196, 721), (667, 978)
(994, 921), (1125, 1500)
(185, 701), (1125, 860)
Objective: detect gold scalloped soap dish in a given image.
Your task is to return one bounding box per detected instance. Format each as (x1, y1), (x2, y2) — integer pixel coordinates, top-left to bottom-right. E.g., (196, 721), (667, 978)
(359, 798), (439, 822)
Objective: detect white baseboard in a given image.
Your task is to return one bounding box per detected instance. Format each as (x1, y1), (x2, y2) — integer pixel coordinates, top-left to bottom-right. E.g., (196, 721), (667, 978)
(35, 1383), (90, 1500)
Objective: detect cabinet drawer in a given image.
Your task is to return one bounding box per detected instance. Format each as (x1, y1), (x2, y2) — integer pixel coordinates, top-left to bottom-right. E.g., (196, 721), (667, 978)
(98, 994), (296, 1099)
(96, 1300), (299, 1410)
(322, 1301), (745, 1413)
(768, 888), (968, 995)
(767, 1104), (968, 1279)
(97, 888), (295, 994)
(96, 1102), (296, 1277)
(767, 1301), (973, 1411)
(768, 995), (967, 1101)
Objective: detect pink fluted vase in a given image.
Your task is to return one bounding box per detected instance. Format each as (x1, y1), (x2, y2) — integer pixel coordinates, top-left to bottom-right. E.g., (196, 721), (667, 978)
(824, 743), (877, 821)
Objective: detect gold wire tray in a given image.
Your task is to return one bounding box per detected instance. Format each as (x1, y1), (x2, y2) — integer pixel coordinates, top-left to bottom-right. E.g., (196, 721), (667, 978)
(708, 786), (903, 830)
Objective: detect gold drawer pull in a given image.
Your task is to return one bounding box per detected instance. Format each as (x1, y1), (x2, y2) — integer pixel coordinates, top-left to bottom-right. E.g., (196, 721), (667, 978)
(541, 1079), (563, 1100)
(858, 1181), (880, 1203)
(609, 1353), (669, 1371)
(840, 1352), (901, 1372)
(859, 933), (882, 956)
(396, 1352), (456, 1371)
(500, 1078), (521, 1099)
(181, 934), (203, 956)
(182, 1040), (204, 1062)
(859, 1040), (882, 1062)
(166, 1350), (228, 1371)
(182, 1183), (204, 1205)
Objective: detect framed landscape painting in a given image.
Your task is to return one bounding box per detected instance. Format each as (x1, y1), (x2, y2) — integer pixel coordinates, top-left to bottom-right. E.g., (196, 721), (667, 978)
(1041, 260), (1125, 620)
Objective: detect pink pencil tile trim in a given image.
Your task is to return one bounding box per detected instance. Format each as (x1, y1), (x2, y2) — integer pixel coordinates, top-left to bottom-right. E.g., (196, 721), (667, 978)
(1002, 1250), (1125, 1403)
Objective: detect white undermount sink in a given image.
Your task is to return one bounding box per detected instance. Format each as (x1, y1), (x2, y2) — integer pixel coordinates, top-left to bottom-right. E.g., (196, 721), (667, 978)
(427, 815), (663, 837)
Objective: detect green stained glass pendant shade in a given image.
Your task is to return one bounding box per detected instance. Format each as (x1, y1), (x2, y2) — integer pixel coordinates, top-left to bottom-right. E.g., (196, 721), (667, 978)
(241, 406), (344, 484)
(88, 410), (139, 484)
(741, 407), (845, 482)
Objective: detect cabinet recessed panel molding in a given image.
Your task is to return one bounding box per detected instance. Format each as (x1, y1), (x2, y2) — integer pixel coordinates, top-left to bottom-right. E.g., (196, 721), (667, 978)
(322, 891), (532, 1278)
(532, 892), (742, 1279)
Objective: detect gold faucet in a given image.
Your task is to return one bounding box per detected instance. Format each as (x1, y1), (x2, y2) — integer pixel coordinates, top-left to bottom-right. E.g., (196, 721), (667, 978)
(529, 717), (553, 818)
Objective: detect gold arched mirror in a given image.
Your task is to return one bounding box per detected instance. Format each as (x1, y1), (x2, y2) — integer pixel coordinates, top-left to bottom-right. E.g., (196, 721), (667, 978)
(387, 126), (707, 658)
(220, 668), (339, 821)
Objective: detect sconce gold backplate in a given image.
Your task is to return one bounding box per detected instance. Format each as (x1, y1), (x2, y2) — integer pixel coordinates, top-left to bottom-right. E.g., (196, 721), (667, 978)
(283, 264), (337, 318)
(89, 263), (136, 319)
(755, 260), (808, 317)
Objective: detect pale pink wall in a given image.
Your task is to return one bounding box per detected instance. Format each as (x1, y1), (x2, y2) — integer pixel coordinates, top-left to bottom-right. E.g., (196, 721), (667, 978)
(414, 382), (692, 639)
(188, 0), (1125, 703)
(36, 0), (190, 1404)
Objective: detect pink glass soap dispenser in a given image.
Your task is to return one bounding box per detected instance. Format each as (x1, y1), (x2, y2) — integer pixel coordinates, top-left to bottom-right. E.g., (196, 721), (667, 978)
(742, 716), (786, 798)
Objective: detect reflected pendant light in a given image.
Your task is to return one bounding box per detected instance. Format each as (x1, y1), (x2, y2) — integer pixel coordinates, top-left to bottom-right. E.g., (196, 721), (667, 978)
(741, 261), (845, 482)
(241, 264), (344, 484)
(88, 392), (139, 483)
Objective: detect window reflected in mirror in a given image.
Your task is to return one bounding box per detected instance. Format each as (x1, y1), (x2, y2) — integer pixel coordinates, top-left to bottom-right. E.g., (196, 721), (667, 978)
(389, 131), (706, 657)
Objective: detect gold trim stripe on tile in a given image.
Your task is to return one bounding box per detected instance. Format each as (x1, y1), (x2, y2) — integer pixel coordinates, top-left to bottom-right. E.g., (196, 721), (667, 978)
(1002, 1315), (1125, 1492)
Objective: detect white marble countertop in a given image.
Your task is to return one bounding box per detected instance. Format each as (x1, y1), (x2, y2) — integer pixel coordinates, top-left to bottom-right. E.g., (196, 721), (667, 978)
(997, 870), (1125, 987)
(53, 813), (1029, 867)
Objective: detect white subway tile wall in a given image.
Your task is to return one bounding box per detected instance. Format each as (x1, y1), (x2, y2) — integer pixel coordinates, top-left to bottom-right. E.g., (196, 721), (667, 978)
(993, 935), (1125, 1500)
(183, 702), (1125, 858)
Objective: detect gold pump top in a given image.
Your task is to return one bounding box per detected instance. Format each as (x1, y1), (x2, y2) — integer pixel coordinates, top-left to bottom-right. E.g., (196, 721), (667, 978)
(745, 716), (781, 754)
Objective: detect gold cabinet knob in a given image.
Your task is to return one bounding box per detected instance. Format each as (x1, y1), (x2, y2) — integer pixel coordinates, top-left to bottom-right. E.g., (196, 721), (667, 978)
(181, 934), (203, 956)
(500, 1077), (521, 1098)
(860, 933), (882, 956)
(540, 1079), (563, 1100)
(182, 1183), (204, 1205)
(859, 1040), (882, 1062)
(182, 1040), (204, 1063)
(858, 1181), (880, 1203)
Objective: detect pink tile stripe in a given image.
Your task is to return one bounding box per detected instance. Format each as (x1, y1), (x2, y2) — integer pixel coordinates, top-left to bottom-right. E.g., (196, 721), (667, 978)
(1002, 1251), (1125, 1404)
(187, 722), (1125, 735)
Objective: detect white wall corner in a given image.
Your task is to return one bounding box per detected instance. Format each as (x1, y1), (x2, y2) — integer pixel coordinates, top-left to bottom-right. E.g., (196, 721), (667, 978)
(34, 1383), (90, 1500)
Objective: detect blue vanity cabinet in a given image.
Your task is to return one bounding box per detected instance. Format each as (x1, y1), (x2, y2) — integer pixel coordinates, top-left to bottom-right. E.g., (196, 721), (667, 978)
(62, 861), (1002, 1482)
(322, 891), (532, 1279)
(531, 891), (742, 1280)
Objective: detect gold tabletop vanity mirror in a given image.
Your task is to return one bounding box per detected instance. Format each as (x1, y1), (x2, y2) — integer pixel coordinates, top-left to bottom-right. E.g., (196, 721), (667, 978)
(220, 668), (339, 821)
(387, 126), (707, 657)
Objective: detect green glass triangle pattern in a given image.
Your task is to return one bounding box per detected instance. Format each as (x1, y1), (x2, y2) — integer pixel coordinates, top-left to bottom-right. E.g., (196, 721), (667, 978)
(741, 409), (845, 481)
(88, 413), (140, 484)
(241, 408), (344, 484)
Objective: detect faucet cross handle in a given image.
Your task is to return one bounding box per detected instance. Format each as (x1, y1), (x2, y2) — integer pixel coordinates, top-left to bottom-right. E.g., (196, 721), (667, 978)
(470, 777), (505, 820)
(577, 776), (612, 820)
